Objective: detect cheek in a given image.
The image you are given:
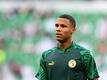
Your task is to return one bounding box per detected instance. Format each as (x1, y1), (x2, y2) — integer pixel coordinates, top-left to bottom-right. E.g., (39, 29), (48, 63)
(64, 29), (72, 35)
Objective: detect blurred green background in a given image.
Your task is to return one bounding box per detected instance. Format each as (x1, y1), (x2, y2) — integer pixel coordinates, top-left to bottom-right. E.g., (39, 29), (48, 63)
(0, 1), (107, 80)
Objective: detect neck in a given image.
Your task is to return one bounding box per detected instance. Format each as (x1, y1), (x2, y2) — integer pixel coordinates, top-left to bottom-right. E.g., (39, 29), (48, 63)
(58, 38), (72, 50)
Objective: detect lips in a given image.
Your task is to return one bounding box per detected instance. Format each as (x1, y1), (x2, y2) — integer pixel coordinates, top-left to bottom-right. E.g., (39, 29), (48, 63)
(56, 33), (62, 35)
(56, 33), (62, 38)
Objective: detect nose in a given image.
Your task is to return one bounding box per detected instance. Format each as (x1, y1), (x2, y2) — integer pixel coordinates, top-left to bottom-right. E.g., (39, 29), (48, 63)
(56, 26), (61, 32)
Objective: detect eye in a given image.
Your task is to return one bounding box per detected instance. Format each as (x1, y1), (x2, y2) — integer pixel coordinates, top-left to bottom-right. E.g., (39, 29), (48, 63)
(55, 24), (59, 27)
(60, 24), (67, 28)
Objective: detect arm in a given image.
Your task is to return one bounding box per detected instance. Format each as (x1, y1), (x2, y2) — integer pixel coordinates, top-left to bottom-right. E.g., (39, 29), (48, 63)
(81, 51), (99, 80)
(36, 54), (48, 80)
(94, 78), (98, 80)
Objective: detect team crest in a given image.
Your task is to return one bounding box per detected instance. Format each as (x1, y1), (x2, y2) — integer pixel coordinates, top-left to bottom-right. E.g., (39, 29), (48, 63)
(68, 59), (76, 68)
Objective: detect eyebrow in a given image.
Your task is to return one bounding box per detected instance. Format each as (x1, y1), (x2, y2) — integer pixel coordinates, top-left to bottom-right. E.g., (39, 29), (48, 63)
(55, 23), (68, 27)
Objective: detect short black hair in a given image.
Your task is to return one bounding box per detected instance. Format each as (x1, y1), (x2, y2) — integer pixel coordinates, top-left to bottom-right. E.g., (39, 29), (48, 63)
(58, 14), (76, 28)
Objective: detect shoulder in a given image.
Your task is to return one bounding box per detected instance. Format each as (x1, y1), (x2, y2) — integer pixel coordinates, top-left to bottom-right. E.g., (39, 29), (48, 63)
(42, 47), (56, 59)
(74, 43), (92, 57)
(74, 43), (95, 63)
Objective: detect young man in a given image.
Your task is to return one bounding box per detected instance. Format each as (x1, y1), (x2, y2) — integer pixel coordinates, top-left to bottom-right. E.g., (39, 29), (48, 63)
(36, 14), (99, 80)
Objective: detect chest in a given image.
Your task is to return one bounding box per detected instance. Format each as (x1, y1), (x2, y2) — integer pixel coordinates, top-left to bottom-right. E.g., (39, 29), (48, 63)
(45, 49), (83, 72)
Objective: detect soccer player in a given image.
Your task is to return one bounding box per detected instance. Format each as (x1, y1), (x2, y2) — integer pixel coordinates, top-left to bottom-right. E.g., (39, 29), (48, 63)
(36, 14), (99, 80)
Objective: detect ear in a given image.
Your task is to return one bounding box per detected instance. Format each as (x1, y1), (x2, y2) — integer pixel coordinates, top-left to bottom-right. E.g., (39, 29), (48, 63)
(71, 27), (76, 33)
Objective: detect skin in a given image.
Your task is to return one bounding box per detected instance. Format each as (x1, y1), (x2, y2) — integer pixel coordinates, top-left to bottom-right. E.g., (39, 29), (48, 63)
(55, 18), (99, 80)
(94, 78), (98, 80)
(55, 18), (76, 50)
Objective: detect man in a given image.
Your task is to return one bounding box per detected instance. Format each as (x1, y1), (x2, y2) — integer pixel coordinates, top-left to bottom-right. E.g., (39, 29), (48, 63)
(36, 14), (99, 80)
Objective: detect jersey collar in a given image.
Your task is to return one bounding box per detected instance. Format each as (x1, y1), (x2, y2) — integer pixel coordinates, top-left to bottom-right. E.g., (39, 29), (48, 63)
(56, 41), (77, 53)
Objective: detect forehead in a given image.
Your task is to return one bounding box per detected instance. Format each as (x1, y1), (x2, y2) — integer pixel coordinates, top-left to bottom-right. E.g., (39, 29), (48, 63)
(55, 18), (70, 25)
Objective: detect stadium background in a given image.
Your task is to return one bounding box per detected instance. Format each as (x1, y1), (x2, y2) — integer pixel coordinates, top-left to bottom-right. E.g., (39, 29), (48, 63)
(0, 1), (107, 80)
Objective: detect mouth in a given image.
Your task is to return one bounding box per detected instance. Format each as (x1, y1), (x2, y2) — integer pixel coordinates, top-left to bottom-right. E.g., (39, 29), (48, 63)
(56, 33), (62, 36)
(56, 33), (63, 38)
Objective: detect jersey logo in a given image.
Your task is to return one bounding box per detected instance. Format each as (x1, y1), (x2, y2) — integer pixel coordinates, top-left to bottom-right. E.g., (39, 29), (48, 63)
(68, 59), (76, 68)
(48, 61), (55, 66)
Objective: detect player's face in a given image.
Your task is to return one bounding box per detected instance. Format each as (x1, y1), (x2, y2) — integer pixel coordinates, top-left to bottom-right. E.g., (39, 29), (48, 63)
(55, 18), (75, 42)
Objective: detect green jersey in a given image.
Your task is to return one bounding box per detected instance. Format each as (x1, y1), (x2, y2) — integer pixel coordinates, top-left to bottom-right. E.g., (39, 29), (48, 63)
(36, 42), (99, 80)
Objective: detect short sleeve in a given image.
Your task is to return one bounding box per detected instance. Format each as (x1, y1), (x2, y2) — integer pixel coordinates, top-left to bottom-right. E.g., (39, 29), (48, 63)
(81, 52), (99, 80)
(36, 54), (48, 80)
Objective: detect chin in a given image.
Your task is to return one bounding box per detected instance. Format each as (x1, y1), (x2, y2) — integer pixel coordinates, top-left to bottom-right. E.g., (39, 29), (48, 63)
(56, 39), (64, 43)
